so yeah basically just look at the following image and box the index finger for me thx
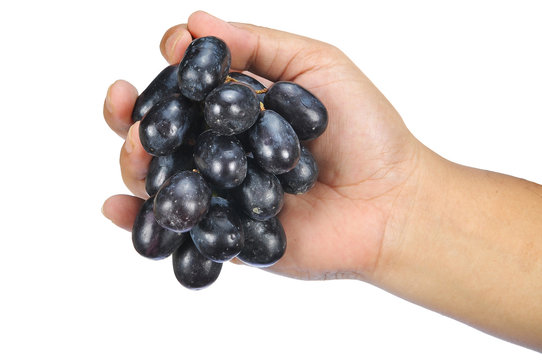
[161,11,339,83]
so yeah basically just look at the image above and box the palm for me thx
[271,58,418,280]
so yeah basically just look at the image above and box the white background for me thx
[1,0,541,358]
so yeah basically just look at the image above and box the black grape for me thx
[154,170,212,232]
[237,216,286,268]
[247,110,300,175]
[190,197,244,262]
[145,147,194,196]
[194,130,247,189]
[233,159,284,221]
[132,196,187,260]
[178,36,231,101]
[204,82,260,135]
[172,239,222,290]
[278,145,319,194]
[264,81,328,141]
[228,72,266,102]
[139,94,199,156]
[132,65,180,122]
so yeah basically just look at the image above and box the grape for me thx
[264,81,328,141]
[178,36,231,101]
[154,170,212,232]
[233,159,284,221]
[145,147,194,196]
[139,94,199,156]
[190,197,244,262]
[237,216,287,267]
[131,196,187,260]
[172,238,222,290]
[227,72,266,102]
[247,110,300,175]
[278,145,319,194]
[131,65,180,122]
[194,130,247,189]
[114,35,331,290]
[204,82,260,135]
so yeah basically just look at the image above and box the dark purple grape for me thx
[233,159,284,221]
[203,82,260,135]
[228,72,266,102]
[139,94,199,156]
[154,171,211,232]
[237,216,286,268]
[247,110,300,175]
[145,147,194,196]
[132,196,187,260]
[194,130,247,189]
[190,197,244,262]
[278,145,319,194]
[172,239,222,290]
[178,36,231,101]
[132,65,180,122]
[264,81,328,141]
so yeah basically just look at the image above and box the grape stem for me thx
[225,75,268,94]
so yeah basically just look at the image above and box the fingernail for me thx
[105,83,114,114]
[125,125,135,154]
[165,30,186,60]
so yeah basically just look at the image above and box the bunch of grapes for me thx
[129,36,328,290]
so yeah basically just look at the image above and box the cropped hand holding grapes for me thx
[103,11,542,351]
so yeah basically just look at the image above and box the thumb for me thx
[161,10,342,82]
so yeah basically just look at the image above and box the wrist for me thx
[371,145,542,350]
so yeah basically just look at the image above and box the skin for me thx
[102,11,542,351]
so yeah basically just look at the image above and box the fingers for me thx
[120,121,152,199]
[159,24,193,64]
[102,194,144,232]
[103,80,139,139]
[161,11,339,82]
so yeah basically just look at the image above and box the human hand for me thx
[102,11,422,282]
[102,11,542,350]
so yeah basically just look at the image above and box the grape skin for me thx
[190,197,244,263]
[227,72,266,103]
[139,94,199,156]
[172,238,222,290]
[247,110,301,175]
[132,64,180,122]
[204,82,260,135]
[237,216,286,268]
[145,147,194,196]
[264,81,328,141]
[132,196,187,260]
[194,130,247,189]
[278,145,319,194]
[178,36,231,101]
[154,171,212,233]
[233,159,284,221]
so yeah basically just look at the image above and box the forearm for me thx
[375,146,542,350]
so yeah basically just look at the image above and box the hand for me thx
[103,11,542,350]
[102,11,421,282]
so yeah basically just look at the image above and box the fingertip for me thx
[104,79,139,139]
[102,194,144,232]
[160,24,191,64]
[187,10,214,25]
